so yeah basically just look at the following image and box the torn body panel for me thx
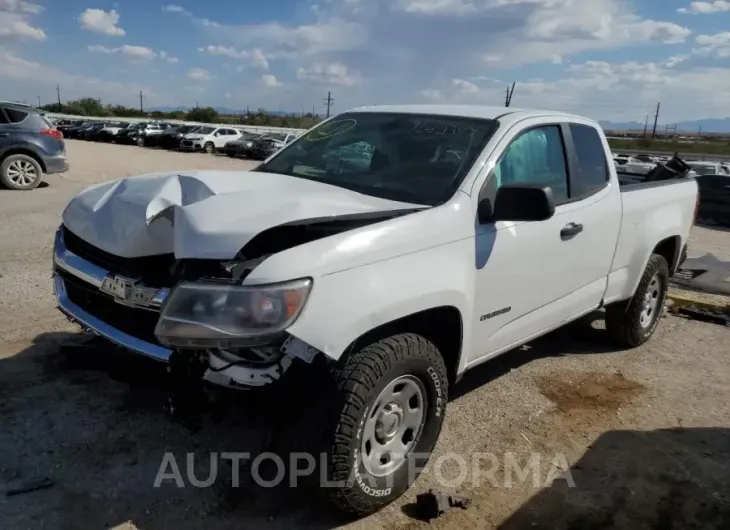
[61,170,423,260]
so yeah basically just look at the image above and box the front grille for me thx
[58,269,161,344]
[62,226,176,287]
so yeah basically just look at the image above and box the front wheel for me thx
[605,253,669,348]
[204,142,215,154]
[319,333,448,515]
[136,136,144,147]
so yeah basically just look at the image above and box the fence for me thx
[44,112,309,136]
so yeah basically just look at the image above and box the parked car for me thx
[179,126,242,153]
[134,122,172,146]
[149,125,200,149]
[95,122,132,143]
[64,121,97,139]
[686,161,730,176]
[221,132,263,157]
[55,120,84,135]
[53,105,698,514]
[250,132,298,160]
[52,105,699,513]
[81,122,112,141]
[115,122,144,144]
[0,101,69,190]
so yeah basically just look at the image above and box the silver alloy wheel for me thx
[639,274,661,328]
[6,159,39,188]
[360,375,427,478]
[205,143,214,153]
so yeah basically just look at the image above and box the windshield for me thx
[196,127,214,135]
[255,112,498,205]
[242,133,259,140]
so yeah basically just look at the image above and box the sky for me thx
[2,0,730,123]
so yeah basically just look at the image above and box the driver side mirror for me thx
[478,183,555,223]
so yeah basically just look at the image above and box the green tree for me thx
[185,106,218,123]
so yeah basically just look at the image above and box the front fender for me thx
[286,238,475,369]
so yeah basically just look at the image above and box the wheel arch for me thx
[1,148,46,172]
[336,306,464,384]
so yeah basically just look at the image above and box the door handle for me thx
[560,222,583,240]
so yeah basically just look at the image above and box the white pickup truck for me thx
[52,105,698,514]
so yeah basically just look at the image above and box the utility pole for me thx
[505,82,515,107]
[56,84,61,112]
[642,114,649,137]
[139,91,144,113]
[323,91,334,118]
[651,102,660,139]
[37,96,41,107]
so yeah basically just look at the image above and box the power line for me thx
[323,91,334,118]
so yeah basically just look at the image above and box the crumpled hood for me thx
[61,170,420,260]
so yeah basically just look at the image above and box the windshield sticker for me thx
[408,121,476,136]
[306,119,357,141]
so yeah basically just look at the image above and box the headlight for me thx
[154,278,312,348]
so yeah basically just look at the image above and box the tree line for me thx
[39,98,322,129]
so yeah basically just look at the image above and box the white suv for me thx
[180,127,242,153]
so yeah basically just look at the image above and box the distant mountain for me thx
[148,106,300,116]
[600,118,730,133]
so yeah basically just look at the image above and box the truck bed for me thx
[602,175,698,304]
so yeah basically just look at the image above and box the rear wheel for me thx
[0,154,43,190]
[605,253,669,347]
[317,333,448,515]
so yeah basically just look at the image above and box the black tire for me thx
[319,333,448,515]
[605,253,669,348]
[227,152,235,158]
[204,142,215,154]
[136,137,145,147]
[0,154,44,190]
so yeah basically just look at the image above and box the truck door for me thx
[470,120,621,363]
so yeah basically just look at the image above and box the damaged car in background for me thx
[52,105,698,515]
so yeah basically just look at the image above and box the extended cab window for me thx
[569,123,608,197]
[492,126,569,203]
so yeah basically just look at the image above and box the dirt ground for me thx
[1,141,729,529]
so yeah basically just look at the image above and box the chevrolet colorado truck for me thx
[52,105,698,514]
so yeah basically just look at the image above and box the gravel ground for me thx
[1,141,729,530]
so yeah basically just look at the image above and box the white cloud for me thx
[451,78,479,93]
[78,8,125,37]
[0,46,160,105]
[297,62,359,86]
[198,45,269,68]
[0,0,45,40]
[261,74,281,87]
[694,32,730,58]
[88,44,157,59]
[161,4,191,15]
[678,1,730,14]
[159,50,180,63]
[187,67,213,82]
[419,58,730,122]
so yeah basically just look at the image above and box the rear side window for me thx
[569,124,609,197]
[5,108,28,124]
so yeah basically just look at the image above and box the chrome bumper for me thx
[52,228,173,362]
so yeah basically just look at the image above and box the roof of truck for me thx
[346,104,591,124]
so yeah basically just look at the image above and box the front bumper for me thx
[52,228,172,362]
